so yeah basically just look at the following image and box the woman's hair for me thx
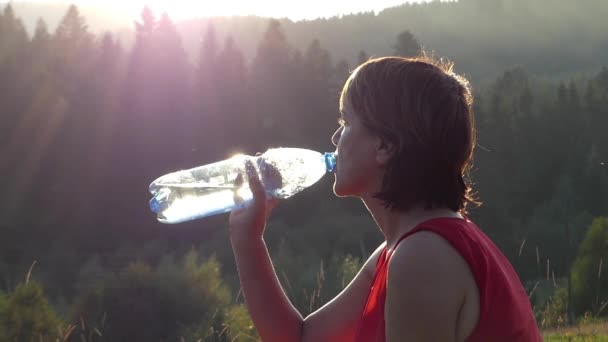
[340,55,480,214]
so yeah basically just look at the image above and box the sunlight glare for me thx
[124,0,281,20]
[119,0,425,21]
[14,0,430,21]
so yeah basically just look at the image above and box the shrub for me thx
[0,281,60,342]
[571,217,608,316]
[540,286,568,329]
[73,251,247,341]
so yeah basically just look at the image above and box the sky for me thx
[3,0,430,21]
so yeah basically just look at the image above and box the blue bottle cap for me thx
[324,152,337,173]
[149,188,170,213]
[149,196,163,213]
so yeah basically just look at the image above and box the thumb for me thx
[245,159,266,205]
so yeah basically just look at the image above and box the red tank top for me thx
[355,217,541,342]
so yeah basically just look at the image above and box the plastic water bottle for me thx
[148,148,337,224]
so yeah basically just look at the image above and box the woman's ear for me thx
[376,139,395,166]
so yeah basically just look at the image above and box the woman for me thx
[228,56,541,341]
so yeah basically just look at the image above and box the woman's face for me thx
[331,99,384,198]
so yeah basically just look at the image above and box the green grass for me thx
[543,336,608,341]
[543,320,608,341]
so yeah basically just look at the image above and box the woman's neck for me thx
[361,197,463,251]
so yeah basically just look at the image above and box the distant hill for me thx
[6,0,608,84]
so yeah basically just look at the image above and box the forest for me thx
[0,0,607,340]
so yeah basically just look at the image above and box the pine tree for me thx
[557,82,568,109]
[302,39,335,149]
[214,36,249,153]
[393,30,422,57]
[54,4,90,45]
[153,12,193,165]
[519,84,533,114]
[250,19,295,147]
[334,59,351,85]
[52,4,94,104]
[596,66,608,92]
[357,49,369,65]
[196,24,221,157]
[305,39,332,81]
[0,4,33,207]
[135,5,157,35]
[31,18,50,57]
[0,4,28,65]
[592,68,608,161]
[0,3,29,108]
[125,11,192,170]
[568,81,581,110]
[253,19,291,71]
[123,6,157,117]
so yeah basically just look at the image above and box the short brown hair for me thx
[340,55,480,213]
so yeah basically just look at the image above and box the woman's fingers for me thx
[233,172,245,205]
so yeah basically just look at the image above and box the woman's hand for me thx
[229,159,279,245]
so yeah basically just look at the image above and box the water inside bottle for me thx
[152,184,253,224]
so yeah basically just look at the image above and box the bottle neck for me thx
[323,152,336,173]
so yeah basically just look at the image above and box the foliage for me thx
[0,282,60,342]
[572,217,608,317]
[0,290,7,335]
[541,286,569,329]
[393,30,421,57]
[224,305,259,341]
[10,0,608,84]
[72,251,235,341]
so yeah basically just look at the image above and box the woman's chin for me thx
[332,181,350,197]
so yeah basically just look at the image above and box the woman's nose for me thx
[331,126,343,147]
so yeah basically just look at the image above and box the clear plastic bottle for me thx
[148,148,337,224]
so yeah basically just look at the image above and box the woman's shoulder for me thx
[391,229,469,271]
[385,231,472,339]
[389,224,477,301]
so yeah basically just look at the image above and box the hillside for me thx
[7,0,608,83]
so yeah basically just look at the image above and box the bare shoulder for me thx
[392,231,463,263]
[385,231,471,341]
[388,231,469,293]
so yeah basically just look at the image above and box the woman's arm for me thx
[229,161,301,342]
[231,232,384,342]
[302,243,385,342]
[229,160,383,342]
[230,235,303,342]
